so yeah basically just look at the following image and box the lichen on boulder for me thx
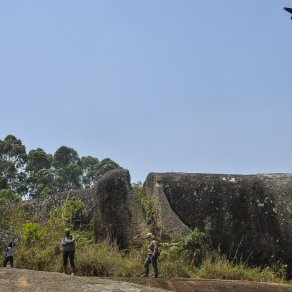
[94,169,147,248]
[144,172,292,273]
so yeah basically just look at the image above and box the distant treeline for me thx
[0,134,121,199]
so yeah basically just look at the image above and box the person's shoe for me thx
[71,273,75,276]
[141,274,148,277]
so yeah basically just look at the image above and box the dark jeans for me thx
[3,256,13,267]
[63,250,75,273]
[144,254,158,277]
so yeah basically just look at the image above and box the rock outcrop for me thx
[29,188,96,225]
[144,172,292,272]
[27,169,148,248]
[3,268,292,292]
[0,268,165,292]
[23,169,292,274]
[144,173,190,240]
[94,169,147,248]
[0,229,19,249]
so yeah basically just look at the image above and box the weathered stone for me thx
[94,169,147,248]
[0,229,19,248]
[144,172,292,272]
[28,188,96,225]
[0,268,166,291]
[144,173,190,240]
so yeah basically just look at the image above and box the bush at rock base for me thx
[1,198,288,283]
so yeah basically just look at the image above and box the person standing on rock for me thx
[3,241,13,268]
[142,233,159,278]
[61,228,76,275]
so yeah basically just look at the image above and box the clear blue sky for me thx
[1,1,292,183]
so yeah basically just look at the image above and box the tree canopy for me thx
[0,135,122,199]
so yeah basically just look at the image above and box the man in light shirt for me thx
[3,241,13,268]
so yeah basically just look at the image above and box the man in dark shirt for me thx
[61,228,76,275]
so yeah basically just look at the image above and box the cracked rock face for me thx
[26,169,147,249]
[94,169,147,248]
[20,170,292,275]
[144,172,292,272]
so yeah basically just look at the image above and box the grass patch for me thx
[4,198,290,284]
[13,230,289,283]
[196,255,286,283]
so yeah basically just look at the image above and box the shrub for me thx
[11,198,289,284]
[21,222,48,245]
[196,253,286,283]
[48,199,85,232]
[132,182,156,230]
[160,228,206,267]
[75,242,142,277]
[0,189,32,232]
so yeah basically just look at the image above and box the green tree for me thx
[0,188,20,205]
[12,171,28,197]
[80,156,100,188]
[55,164,83,192]
[53,146,82,192]
[96,158,122,179]
[27,168,57,198]
[0,189,21,229]
[95,158,121,180]
[0,176,8,189]
[26,148,52,172]
[53,146,80,169]
[25,148,54,198]
[0,135,123,197]
[0,135,27,196]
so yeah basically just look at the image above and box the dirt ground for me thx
[1,268,292,292]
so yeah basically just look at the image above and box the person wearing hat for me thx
[61,228,76,275]
[142,233,159,278]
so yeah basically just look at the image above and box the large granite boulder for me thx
[94,169,147,248]
[28,188,96,225]
[144,173,191,239]
[0,229,19,249]
[144,172,292,272]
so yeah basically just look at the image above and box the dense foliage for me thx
[8,201,288,282]
[0,190,287,283]
[0,134,121,198]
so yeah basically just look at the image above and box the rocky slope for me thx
[0,268,291,292]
